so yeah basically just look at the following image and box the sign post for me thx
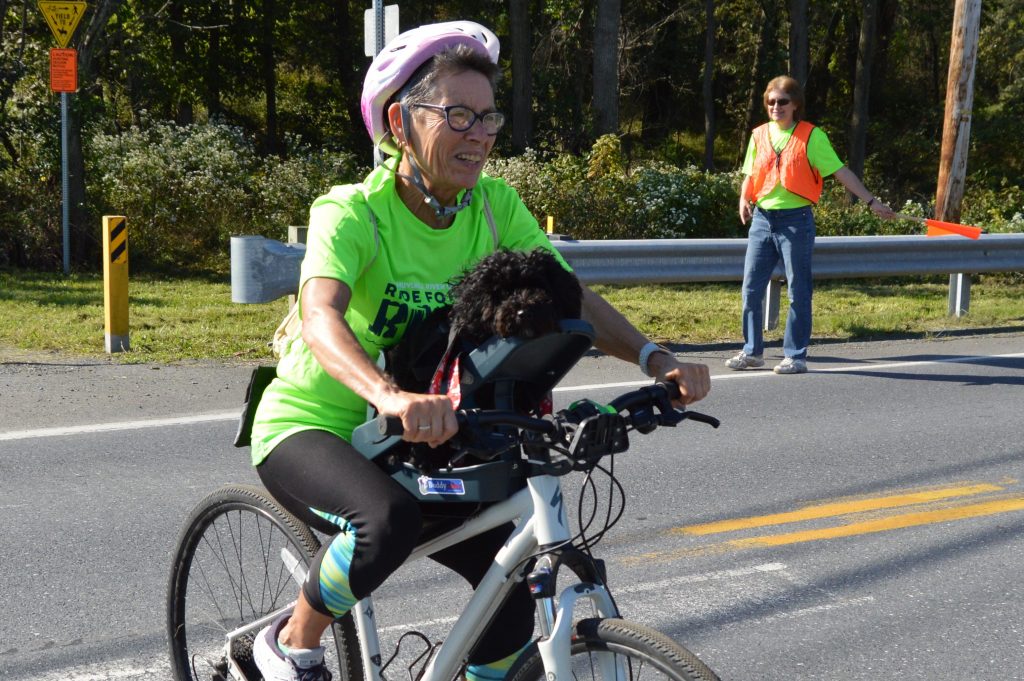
[365,3,398,165]
[38,1,87,274]
[364,2,398,57]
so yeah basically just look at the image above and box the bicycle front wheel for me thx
[167,484,362,681]
[506,618,720,681]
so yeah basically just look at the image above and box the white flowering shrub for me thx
[628,164,742,238]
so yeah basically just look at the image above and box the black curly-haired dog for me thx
[387,248,583,396]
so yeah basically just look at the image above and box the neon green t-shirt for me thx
[742,122,845,209]
[250,159,569,465]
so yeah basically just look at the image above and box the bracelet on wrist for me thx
[639,341,672,378]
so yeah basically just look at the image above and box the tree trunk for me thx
[509,0,533,153]
[738,3,777,166]
[702,0,716,170]
[332,0,362,152]
[261,0,279,155]
[847,0,878,201]
[169,0,193,124]
[870,0,897,115]
[788,0,808,85]
[592,0,621,137]
[804,9,840,119]
[204,6,224,118]
[935,0,981,223]
[571,0,595,152]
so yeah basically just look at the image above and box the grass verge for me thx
[1,269,1023,363]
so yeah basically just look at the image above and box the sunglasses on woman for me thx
[767,98,791,107]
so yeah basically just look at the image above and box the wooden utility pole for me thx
[935,0,981,317]
[935,0,980,223]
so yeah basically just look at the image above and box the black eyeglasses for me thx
[410,103,506,135]
[767,98,791,107]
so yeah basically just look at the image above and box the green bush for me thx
[0,48,64,269]
[8,123,1018,274]
[488,135,743,240]
[962,181,1024,233]
[88,121,362,272]
[0,153,63,269]
[493,135,1023,241]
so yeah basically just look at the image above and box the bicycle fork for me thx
[526,478,624,681]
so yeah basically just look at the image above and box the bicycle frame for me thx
[220,473,622,681]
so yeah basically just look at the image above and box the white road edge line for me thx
[0,410,240,442]
[2,352,1021,442]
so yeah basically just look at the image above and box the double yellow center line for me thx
[631,480,1024,562]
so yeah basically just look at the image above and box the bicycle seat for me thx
[351,319,595,502]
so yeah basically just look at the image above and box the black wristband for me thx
[867,197,876,207]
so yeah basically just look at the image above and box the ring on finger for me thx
[417,423,432,431]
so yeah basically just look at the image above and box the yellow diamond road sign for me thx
[38,1,87,49]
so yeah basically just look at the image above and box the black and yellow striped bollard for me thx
[103,215,130,353]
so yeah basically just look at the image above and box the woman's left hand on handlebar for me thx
[649,354,711,406]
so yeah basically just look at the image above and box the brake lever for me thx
[681,410,720,428]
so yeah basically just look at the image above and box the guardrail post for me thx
[948,273,971,317]
[764,279,781,331]
[287,226,308,307]
[288,226,308,245]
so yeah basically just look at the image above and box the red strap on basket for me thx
[428,346,462,408]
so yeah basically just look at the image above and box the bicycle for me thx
[167,320,722,681]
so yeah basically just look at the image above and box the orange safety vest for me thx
[745,120,823,204]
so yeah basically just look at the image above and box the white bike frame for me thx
[222,472,623,681]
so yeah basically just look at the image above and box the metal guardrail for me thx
[230,235,307,306]
[231,233,1024,321]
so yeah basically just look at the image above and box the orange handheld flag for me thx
[896,213,982,239]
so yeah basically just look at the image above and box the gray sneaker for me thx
[253,614,332,681]
[724,352,765,370]
[773,357,807,374]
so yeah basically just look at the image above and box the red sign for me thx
[49,48,77,92]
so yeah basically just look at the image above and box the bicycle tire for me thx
[167,484,363,681]
[505,617,720,681]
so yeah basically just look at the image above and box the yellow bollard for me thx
[546,215,554,234]
[102,215,130,353]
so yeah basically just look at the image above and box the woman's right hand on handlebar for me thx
[648,354,711,407]
[375,390,458,447]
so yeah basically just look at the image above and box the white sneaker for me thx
[724,352,765,370]
[253,614,332,681]
[773,358,807,374]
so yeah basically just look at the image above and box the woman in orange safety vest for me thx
[726,75,895,375]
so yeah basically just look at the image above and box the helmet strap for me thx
[392,105,474,220]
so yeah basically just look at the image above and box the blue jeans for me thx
[740,206,815,360]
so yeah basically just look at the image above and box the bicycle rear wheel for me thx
[505,618,720,681]
[167,484,362,681]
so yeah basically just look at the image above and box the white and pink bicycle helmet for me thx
[361,21,500,158]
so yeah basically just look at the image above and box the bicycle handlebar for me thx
[376,382,719,438]
[373,382,719,475]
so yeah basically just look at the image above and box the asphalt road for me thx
[2,331,1023,680]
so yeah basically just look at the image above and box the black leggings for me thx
[257,428,535,664]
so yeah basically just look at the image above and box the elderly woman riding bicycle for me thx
[249,20,711,681]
